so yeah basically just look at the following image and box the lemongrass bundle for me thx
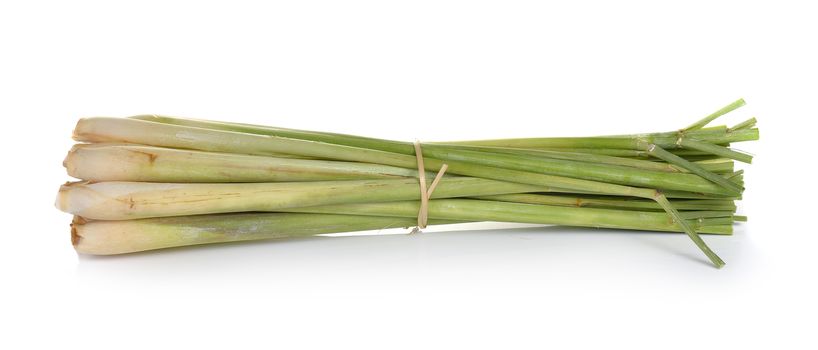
[57,99,758,268]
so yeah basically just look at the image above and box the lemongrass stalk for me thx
[727,171,744,179]
[687,128,759,144]
[694,159,735,174]
[660,190,740,200]
[729,117,757,131]
[65,143,424,182]
[55,178,543,220]
[475,194,737,211]
[642,155,724,163]
[131,114,745,152]
[650,155,727,163]
[672,149,718,156]
[274,199,734,235]
[73,117,417,164]
[71,214,460,255]
[677,139,753,163]
[728,169,743,178]
[534,148,652,158]
[695,217,735,226]
[511,148,732,161]
[610,126,730,139]
[65,143,734,188]
[529,147,713,158]
[652,194,724,267]
[127,116,715,172]
[682,98,747,132]
[429,129,759,150]
[132,114,415,155]
[676,211,736,220]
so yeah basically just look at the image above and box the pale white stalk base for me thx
[71,214,442,255]
[56,178,541,220]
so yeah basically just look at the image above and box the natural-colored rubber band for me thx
[411,140,448,233]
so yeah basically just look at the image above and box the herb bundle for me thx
[57,99,757,267]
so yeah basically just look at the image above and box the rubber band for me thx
[410,140,448,233]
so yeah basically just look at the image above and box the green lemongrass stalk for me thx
[65,143,734,189]
[475,193,737,212]
[509,148,734,164]
[74,117,415,163]
[682,98,747,132]
[132,114,414,155]
[694,159,735,174]
[65,143,424,182]
[130,114,740,153]
[645,155,728,163]
[676,211,736,220]
[729,117,757,131]
[70,208,734,256]
[727,170,744,179]
[677,139,753,163]
[534,148,652,158]
[440,117,757,151]
[680,128,759,145]
[691,218,735,226]
[71,214,460,255]
[671,149,719,156]
[55,178,543,220]
[428,128,758,150]
[529,148,713,158]
[133,114,758,160]
[725,171,744,184]
[274,199,734,235]
[607,125,730,139]
[132,115,726,172]
[678,215,738,226]
[131,114,755,169]
[659,190,741,200]
[652,194,724,267]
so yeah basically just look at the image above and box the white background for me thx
[1,1,816,349]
